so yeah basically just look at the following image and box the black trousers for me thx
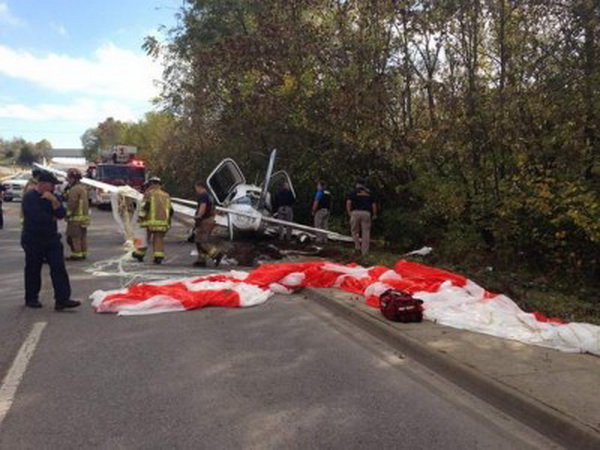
[22,238,71,305]
[0,202,3,229]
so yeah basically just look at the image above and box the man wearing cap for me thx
[132,177,173,264]
[64,168,90,261]
[21,171,80,310]
[346,179,377,256]
[0,183,5,230]
[20,168,43,228]
[24,168,42,194]
[274,181,295,241]
[193,180,223,267]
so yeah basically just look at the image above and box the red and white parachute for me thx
[91,260,600,356]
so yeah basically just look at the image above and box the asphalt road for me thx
[0,202,557,449]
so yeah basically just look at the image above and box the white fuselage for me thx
[219,184,272,232]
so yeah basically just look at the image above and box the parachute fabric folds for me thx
[90,260,600,356]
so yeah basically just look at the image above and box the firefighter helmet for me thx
[67,168,82,180]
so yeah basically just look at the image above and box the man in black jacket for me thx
[346,179,377,256]
[21,171,80,310]
[0,184,4,230]
[274,182,295,241]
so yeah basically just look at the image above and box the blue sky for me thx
[0,0,180,148]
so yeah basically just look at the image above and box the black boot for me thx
[153,257,163,265]
[55,299,81,311]
[213,253,224,267]
[65,255,85,261]
[25,301,43,309]
[132,251,144,262]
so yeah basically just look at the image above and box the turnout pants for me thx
[22,238,71,305]
[350,210,372,255]
[133,230,166,259]
[195,216,218,262]
[277,206,294,241]
[314,208,330,244]
[66,222,88,257]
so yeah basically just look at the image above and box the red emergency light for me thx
[130,159,145,168]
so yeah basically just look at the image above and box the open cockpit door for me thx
[265,169,296,212]
[206,158,246,205]
[268,170,296,199]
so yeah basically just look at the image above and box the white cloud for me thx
[0,99,138,123]
[0,43,162,102]
[52,23,68,37]
[0,2,24,27]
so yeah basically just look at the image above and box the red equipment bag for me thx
[379,289,424,323]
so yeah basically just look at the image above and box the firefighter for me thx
[64,168,90,261]
[193,181,223,267]
[132,177,172,264]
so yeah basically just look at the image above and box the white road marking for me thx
[0,322,47,428]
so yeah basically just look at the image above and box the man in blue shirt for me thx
[21,171,80,310]
[312,180,331,244]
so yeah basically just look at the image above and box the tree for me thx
[145,0,600,280]
[17,144,38,165]
[80,117,131,160]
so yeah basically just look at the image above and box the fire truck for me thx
[88,145,146,208]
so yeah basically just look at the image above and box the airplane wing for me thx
[172,197,353,243]
[35,163,195,217]
[34,163,137,195]
[36,164,352,244]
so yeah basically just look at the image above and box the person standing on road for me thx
[64,168,90,261]
[312,180,331,244]
[23,168,42,194]
[21,171,80,310]
[346,179,377,256]
[20,168,43,228]
[274,181,295,241]
[132,177,173,264]
[0,183,5,230]
[193,181,223,267]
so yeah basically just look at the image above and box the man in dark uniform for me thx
[21,170,80,310]
[274,181,295,241]
[0,183,5,230]
[346,179,377,256]
[312,180,332,244]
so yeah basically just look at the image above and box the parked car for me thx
[1,172,32,202]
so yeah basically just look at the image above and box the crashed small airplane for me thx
[36,150,352,243]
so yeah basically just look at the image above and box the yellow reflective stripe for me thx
[150,195,156,222]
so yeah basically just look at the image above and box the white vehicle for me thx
[1,172,31,201]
